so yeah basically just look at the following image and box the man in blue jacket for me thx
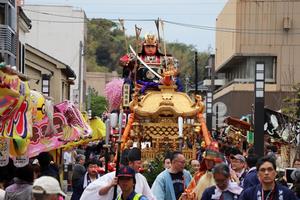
[202,163,243,200]
[241,154,260,189]
[238,156,298,200]
[151,151,192,200]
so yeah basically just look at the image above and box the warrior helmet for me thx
[143,33,158,46]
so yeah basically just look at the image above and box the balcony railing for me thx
[0,24,16,56]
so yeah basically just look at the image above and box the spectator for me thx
[37,152,60,182]
[70,154,86,200]
[116,166,148,200]
[242,154,260,189]
[81,148,156,200]
[230,154,247,185]
[73,158,100,200]
[239,156,298,200]
[0,178,5,200]
[164,158,171,170]
[32,159,41,180]
[291,168,300,199]
[4,165,34,200]
[32,176,66,200]
[83,159,100,189]
[151,151,192,200]
[190,160,200,176]
[202,163,242,200]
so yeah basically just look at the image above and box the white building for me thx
[18,7,32,74]
[23,4,87,107]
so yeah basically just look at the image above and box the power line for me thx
[24,8,221,17]
[24,8,86,19]
[24,8,300,17]
[25,1,228,6]
[25,9,300,35]
[30,18,300,35]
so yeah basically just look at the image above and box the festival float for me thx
[220,109,300,168]
[0,64,104,167]
[103,32,214,164]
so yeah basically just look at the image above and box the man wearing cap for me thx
[80,148,155,200]
[32,176,66,200]
[230,154,247,185]
[151,151,192,200]
[117,166,148,200]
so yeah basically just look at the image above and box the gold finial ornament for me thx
[143,33,158,46]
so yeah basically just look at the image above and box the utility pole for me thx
[194,51,198,93]
[185,76,189,93]
[87,86,92,118]
[78,41,83,107]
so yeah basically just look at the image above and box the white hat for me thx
[32,176,66,197]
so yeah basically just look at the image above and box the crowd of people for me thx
[65,142,300,200]
[1,140,300,200]
[0,152,65,200]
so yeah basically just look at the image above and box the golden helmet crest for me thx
[143,33,158,46]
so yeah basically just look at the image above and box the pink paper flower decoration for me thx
[104,78,124,112]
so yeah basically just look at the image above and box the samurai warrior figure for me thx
[119,33,183,92]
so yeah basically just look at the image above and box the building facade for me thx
[0,0,17,66]
[86,71,119,96]
[23,4,87,106]
[214,0,300,117]
[18,7,31,73]
[25,44,76,104]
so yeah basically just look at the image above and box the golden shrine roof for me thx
[130,85,202,118]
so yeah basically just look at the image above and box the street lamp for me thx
[254,62,265,157]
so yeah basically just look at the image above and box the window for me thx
[42,74,51,96]
[0,4,4,24]
[225,56,276,83]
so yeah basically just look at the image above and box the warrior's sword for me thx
[129,45,162,79]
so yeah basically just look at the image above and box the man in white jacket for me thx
[80,148,156,200]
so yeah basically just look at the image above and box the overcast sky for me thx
[25,0,227,52]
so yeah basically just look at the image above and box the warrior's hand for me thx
[119,53,135,68]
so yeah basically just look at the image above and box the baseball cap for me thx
[233,154,246,163]
[117,166,135,178]
[32,176,66,197]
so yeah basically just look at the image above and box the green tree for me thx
[86,18,127,73]
[282,83,300,120]
[143,153,165,187]
[89,88,107,117]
